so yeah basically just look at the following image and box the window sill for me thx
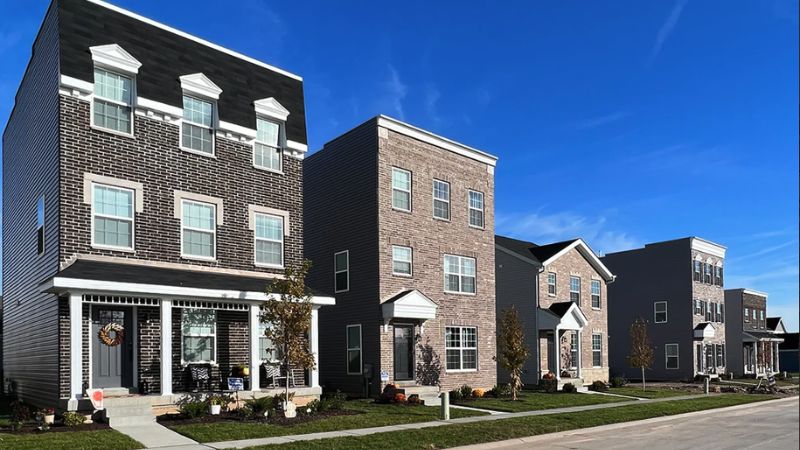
[468,224,485,231]
[335,289,350,294]
[446,369,478,373]
[255,263,285,270]
[180,146,217,159]
[90,124,135,140]
[547,293,556,297]
[444,290,477,296]
[433,216,451,223]
[347,372,363,376]
[181,362,219,368]
[253,165,284,175]
[392,272,413,278]
[392,207,412,214]
[182,254,217,263]
[591,307,602,311]
[92,244,135,254]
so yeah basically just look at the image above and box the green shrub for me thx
[562,383,577,393]
[539,377,558,393]
[489,384,512,398]
[590,380,609,392]
[321,389,346,410]
[300,400,320,415]
[10,400,34,422]
[242,395,274,418]
[179,400,208,419]
[610,376,627,388]
[459,384,474,399]
[448,388,463,401]
[62,411,86,427]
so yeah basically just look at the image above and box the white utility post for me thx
[160,298,173,396]
[68,292,83,410]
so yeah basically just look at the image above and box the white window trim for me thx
[654,301,668,323]
[180,199,217,262]
[432,179,451,221]
[665,343,679,370]
[258,321,280,364]
[334,250,350,293]
[180,94,217,157]
[253,116,284,174]
[569,332,578,369]
[467,190,485,229]
[391,167,412,212]
[591,279,602,309]
[570,276,581,304]
[180,308,217,366]
[445,326,478,372]
[443,254,477,295]
[547,272,557,296]
[90,182,136,252]
[592,333,603,368]
[392,245,413,277]
[253,212,285,269]
[90,67,136,138]
[346,324,362,375]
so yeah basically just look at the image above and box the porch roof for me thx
[743,330,785,343]
[382,289,438,322]
[538,301,588,331]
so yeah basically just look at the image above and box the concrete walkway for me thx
[113,421,204,449]
[450,404,508,415]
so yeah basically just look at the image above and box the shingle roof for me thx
[528,239,579,264]
[548,301,575,318]
[766,317,782,331]
[495,235,580,265]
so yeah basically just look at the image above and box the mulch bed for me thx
[158,409,358,427]
[0,422,110,435]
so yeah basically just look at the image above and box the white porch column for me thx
[160,298,173,396]
[69,293,83,408]
[576,331,582,379]
[554,328,561,381]
[753,342,759,375]
[249,304,261,392]
[310,308,320,387]
[775,342,780,373]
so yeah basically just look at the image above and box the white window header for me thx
[90,44,142,74]
[179,73,223,100]
[254,97,290,122]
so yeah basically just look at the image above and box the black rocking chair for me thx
[189,364,219,392]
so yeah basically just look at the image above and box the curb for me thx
[450,396,798,449]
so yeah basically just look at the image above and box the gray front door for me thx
[92,307,134,388]
[393,325,414,380]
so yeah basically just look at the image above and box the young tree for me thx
[262,260,316,409]
[497,306,529,401]
[626,318,655,390]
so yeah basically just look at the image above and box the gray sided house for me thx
[2,0,333,412]
[495,236,615,388]
[602,237,727,381]
[305,116,498,398]
[724,289,784,377]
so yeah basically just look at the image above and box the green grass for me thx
[453,390,628,412]
[170,399,486,443]
[608,387,697,399]
[248,394,779,450]
[0,430,142,450]
[0,396,10,427]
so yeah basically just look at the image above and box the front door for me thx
[92,307,134,389]
[393,324,414,380]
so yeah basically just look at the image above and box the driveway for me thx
[455,397,799,450]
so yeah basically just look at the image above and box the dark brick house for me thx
[2,0,333,413]
[724,289,784,377]
[305,116,498,400]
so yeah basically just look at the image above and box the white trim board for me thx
[540,239,615,282]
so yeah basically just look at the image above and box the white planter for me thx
[44,414,55,425]
[283,401,296,419]
[209,404,221,415]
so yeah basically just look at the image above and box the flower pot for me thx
[44,414,55,425]
[283,400,296,418]
[209,404,221,415]
[241,367,250,376]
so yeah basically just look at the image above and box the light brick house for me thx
[724,289,784,377]
[495,236,615,387]
[305,116,498,398]
[2,0,333,413]
[602,237,727,381]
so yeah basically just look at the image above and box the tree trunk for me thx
[641,366,646,390]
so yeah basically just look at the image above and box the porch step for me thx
[104,396,156,427]
[558,378,586,392]
[401,385,441,406]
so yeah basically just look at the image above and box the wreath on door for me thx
[98,322,125,346]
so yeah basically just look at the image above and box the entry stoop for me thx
[396,382,441,406]
[558,378,588,392]
[103,396,156,427]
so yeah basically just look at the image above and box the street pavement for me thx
[454,397,799,450]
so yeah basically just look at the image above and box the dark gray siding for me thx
[603,239,693,381]
[495,248,540,385]
[724,290,744,375]
[304,120,380,394]
[1,2,61,406]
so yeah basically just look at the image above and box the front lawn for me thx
[608,386,697,399]
[453,390,629,413]
[169,399,486,443]
[251,394,779,450]
[0,430,142,450]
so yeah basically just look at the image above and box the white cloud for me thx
[379,65,408,120]
[574,111,629,130]
[767,303,799,333]
[648,0,689,66]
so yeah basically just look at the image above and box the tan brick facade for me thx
[691,249,726,374]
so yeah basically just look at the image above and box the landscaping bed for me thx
[452,389,628,413]
[158,407,358,427]
[608,384,701,399]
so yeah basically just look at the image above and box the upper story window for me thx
[705,302,714,322]
[654,301,668,323]
[715,266,724,286]
[432,179,450,220]
[720,303,725,323]
[181,308,216,364]
[700,300,708,318]
[93,68,133,134]
[444,254,476,294]
[181,200,216,260]
[744,307,750,322]
[703,262,712,284]
[694,299,701,315]
[693,259,702,281]
[36,196,45,255]
[591,280,601,308]
[182,95,215,155]
[254,213,284,268]
[392,168,412,211]
[547,272,557,295]
[92,183,134,250]
[468,190,485,229]
[392,245,413,276]
[334,250,349,293]
[254,117,282,172]
[569,276,581,304]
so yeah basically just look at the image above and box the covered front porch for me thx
[742,331,783,376]
[693,323,725,377]
[538,302,588,382]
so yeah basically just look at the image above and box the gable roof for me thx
[767,317,787,333]
[495,235,615,282]
[495,235,542,265]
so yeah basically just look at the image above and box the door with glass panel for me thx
[393,325,414,380]
[92,307,133,388]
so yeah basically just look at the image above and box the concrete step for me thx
[104,404,153,417]
[104,396,155,407]
[107,414,156,427]
[402,385,440,395]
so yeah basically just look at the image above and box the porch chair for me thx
[188,364,219,392]
[288,367,306,387]
[263,363,285,388]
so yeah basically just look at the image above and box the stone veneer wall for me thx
[691,249,726,374]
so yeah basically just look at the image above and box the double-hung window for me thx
[391,168,412,211]
[93,68,133,134]
[693,260,702,281]
[706,302,713,322]
[258,320,278,363]
[569,333,578,368]
[181,200,216,259]
[591,280,601,308]
[182,95,214,154]
[392,245,413,276]
[254,117,282,172]
[334,250,349,292]
[36,196,45,255]
[654,301,667,323]
[547,272,557,295]
[716,266,723,286]
[254,213,283,267]
[592,333,602,367]
[92,184,134,250]
[444,255,476,294]
[716,344,724,367]
[346,325,362,374]
[569,276,581,304]
[432,179,450,220]
[744,308,750,323]
[445,326,477,371]
[720,304,725,323]
[182,309,216,364]
[694,299,701,315]
[703,263,712,284]
[468,190,485,228]
[665,343,679,369]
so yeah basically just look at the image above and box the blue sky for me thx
[1,1,798,329]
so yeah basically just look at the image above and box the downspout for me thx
[535,266,545,381]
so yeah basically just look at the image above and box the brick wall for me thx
[691,250,726,373]
[742,292,767,331]
[138,306,161,394]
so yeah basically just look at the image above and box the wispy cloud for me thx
[379,65,408,120]
[241,0,288,56]
[424,83,442,126]
[725,265,800,287]
[729,240,798,263]
[752,228,794,239]
[574,111,629,130]
[496,210,641,255]
[648,0,689,66]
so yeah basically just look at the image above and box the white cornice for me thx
[376,115,498,167]
[87,0,302,81]
[254,97,290,121]
[90,44,142,74]
[691,237,726,259]
[180,73,223,100]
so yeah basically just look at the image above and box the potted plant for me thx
[234,364,250,377]
[42,407,55,425]
[208,396,223,415]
